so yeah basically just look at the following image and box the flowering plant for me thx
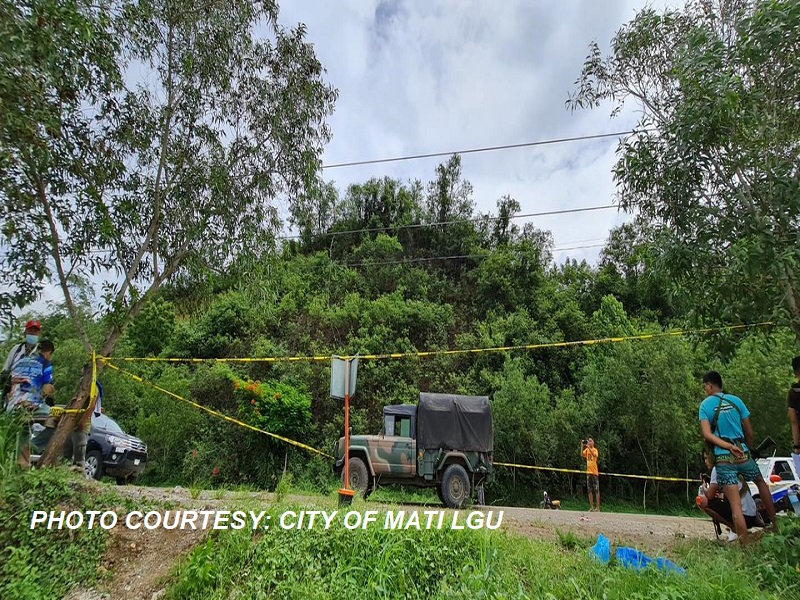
[232,378,311,439]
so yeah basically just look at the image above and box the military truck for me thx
[333,393,493,508]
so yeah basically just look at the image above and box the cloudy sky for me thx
[276,0,673,263]
[24,0,679,318]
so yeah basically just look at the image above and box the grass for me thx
[368,485,441,505]
[0,415,123,600]
[161,495,800,600]
[2,411,795,600]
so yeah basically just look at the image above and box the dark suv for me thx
[85,413,148,484]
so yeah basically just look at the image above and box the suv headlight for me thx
[107,435,133,450]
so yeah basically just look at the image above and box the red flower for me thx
[192,449,197,458]
[212,467,220,477]
[250,399,256,405]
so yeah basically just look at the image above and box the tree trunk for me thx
[642,479,647,512]
[38,364,93,466]
[40,327,123,466]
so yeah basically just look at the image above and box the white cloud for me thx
[278,0,670,261]
[16,1,673,320]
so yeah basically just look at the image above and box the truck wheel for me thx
[85,450,104,481]
[441,464,471,509]
[436,485,446,504]
[343,457,371,498]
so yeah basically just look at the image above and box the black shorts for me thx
[587,475,599,493]
[707,498,760,528]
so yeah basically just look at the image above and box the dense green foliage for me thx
[0,0,338,466]
[0,415,118,599]
[6,152,796,509]
[569,0,800,340]
[1,0,798,508]
[2,1,798,597]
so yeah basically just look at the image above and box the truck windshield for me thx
[93,414,124,434]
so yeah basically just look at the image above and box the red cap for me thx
[25,320,41,331]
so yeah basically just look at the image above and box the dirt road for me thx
[497,504,715,548]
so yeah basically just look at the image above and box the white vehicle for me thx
[747,455,800,511]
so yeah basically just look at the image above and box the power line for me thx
[279,203,618,241]
[552,243,606,253]
[322,130,646,169]
[336,242,607,269]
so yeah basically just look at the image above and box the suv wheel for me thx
[343,456,371,498]
[441,464,471,509]
[85,450,104,481]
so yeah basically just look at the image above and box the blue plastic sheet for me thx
[615,547,686,575]
[589,534,610,564]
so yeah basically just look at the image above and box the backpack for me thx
[704,393,744,466]
[1,343,34,409]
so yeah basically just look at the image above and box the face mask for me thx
[26,334,39,345]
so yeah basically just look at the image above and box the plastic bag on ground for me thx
[615,547,686,575]
[589,533,610,564]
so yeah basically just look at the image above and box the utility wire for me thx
[322,130,648,169]
[83,207,614,255]
[279,203,618,241]
[335,242,607,269]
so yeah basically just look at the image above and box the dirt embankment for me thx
[65,485,718,600]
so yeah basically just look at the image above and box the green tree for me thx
[579,296,698,504]
[722,330,796,452]
[568,0,800,342]
[126,297,176,357]
[490,359,553,467]
[0,0,337,465]
[0,0,121,318]
[595,220,678,322]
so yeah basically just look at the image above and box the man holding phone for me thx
[581,437,600,512]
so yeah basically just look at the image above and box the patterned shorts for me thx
[587,475,599,493]
[715,456,762,487]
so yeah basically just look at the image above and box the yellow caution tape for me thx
[99,363,699,482]
[355,322,773,361]
[104,355,332,364]
[90,350,97,404]
[494,461,700,483]
[102,361,333,460]
[47,406,82,417]
[98,321,772,364]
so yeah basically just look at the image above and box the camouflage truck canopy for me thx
[416,393,492,452]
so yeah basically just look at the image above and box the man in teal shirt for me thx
[699,371,776,546]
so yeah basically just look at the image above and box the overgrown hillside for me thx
[9,156,796,508]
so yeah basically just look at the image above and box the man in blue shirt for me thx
[6,339,54,414]
[699,371,776,545]
[8,340,56,467]
[1,319,42,408]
